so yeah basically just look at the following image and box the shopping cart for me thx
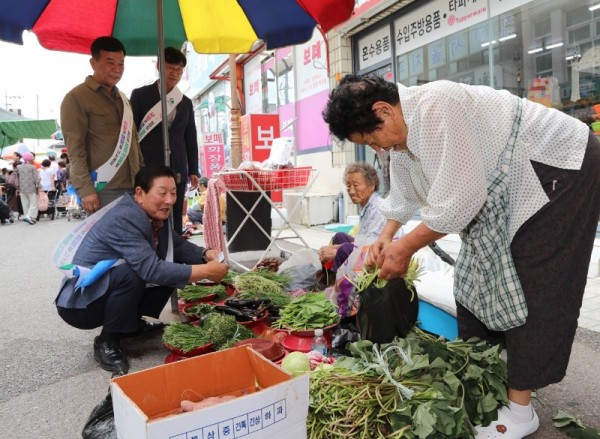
[215,167,318,272]
[66,194,86,221]
[63,184,86,221]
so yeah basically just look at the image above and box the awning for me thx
[0,107,57,148]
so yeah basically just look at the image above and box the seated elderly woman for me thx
[319,162,394,282]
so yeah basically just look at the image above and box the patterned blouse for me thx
[380,80,589,241]
[16,163,40,194]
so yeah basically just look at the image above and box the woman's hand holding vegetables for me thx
[375,238,415,281]
[366,236,392,267]
[374,224,446,280]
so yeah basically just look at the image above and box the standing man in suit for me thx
[131,47,200,235]
[61,36,143,214]
[54,166,228,375]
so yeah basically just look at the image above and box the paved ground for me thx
[0,216,598,438]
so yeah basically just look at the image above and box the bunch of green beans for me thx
[221,270,238,285]
[308,369,413,438]
[234,272,292,308]
[178,284,226,301]
[251,269,291,288]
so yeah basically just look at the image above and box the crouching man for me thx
[54,165,228,375]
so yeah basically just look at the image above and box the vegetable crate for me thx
[214,167,319,272]
[218,167,313,191]
[111,346,310,439]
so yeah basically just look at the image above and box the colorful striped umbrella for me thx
[0,0,355,55]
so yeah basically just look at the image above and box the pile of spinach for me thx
[308,329,508,438]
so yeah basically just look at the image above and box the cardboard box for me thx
[111,346,309,439]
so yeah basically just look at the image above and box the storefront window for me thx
[355,0,600,125]
[261,55,277,114]
[352,0,600,202]
[260,49,295,114]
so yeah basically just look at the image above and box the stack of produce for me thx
[162,314,254,353]
[307,330,508,438]
[233,271,293,315]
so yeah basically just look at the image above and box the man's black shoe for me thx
[137,319,166,334]
[93,337,129,374]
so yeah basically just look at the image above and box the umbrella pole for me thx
[229,54,242,168]
[157,0,170,168]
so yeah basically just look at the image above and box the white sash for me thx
[94,91,134,192]
[137,86,183,142]
[52,195,174,288]
[53,196,124,274]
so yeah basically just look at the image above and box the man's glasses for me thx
[165,64,184,73]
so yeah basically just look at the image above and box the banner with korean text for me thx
[199,132,225,178]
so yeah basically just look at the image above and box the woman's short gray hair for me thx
[343,162,379,192]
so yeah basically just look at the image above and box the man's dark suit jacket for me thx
[130,82,199,185]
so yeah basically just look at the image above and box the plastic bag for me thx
[278,248,321,291]
[82,392,116,439]
[356,278,419,344]
[37,191,49,211]
[266,137,294,166]
[332,236,374,317]
[330,317,361,357]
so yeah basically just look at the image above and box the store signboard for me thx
[393,0,533,55]
[240,114,280,162]
[295,31,329,100]
[199,132,225,178]
[244,56,263,114]
[358,25,392,70]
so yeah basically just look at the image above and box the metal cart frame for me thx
[215,167,319,271]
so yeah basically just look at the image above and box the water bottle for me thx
[311,329,328,355]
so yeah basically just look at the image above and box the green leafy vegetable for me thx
[271,292,339,331]
[553,411,600,439]
[308,329,509,438]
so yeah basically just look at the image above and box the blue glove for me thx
[75,259,119,288]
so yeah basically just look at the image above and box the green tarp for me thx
[0,107,57,148]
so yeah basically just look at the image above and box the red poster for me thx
[240,114,280,162]
[200,132,225,178]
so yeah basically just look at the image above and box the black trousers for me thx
[57,264,173,334]
[172,181,186,235]
[457,132,600,390]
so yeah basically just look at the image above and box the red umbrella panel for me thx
[0,0,355,56]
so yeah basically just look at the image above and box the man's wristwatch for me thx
[201,248,209,263]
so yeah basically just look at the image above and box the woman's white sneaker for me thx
[475,404,539,438]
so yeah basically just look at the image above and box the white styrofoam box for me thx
[271,207,288,229]
[283,192,337,226]
[346,215,360,225]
